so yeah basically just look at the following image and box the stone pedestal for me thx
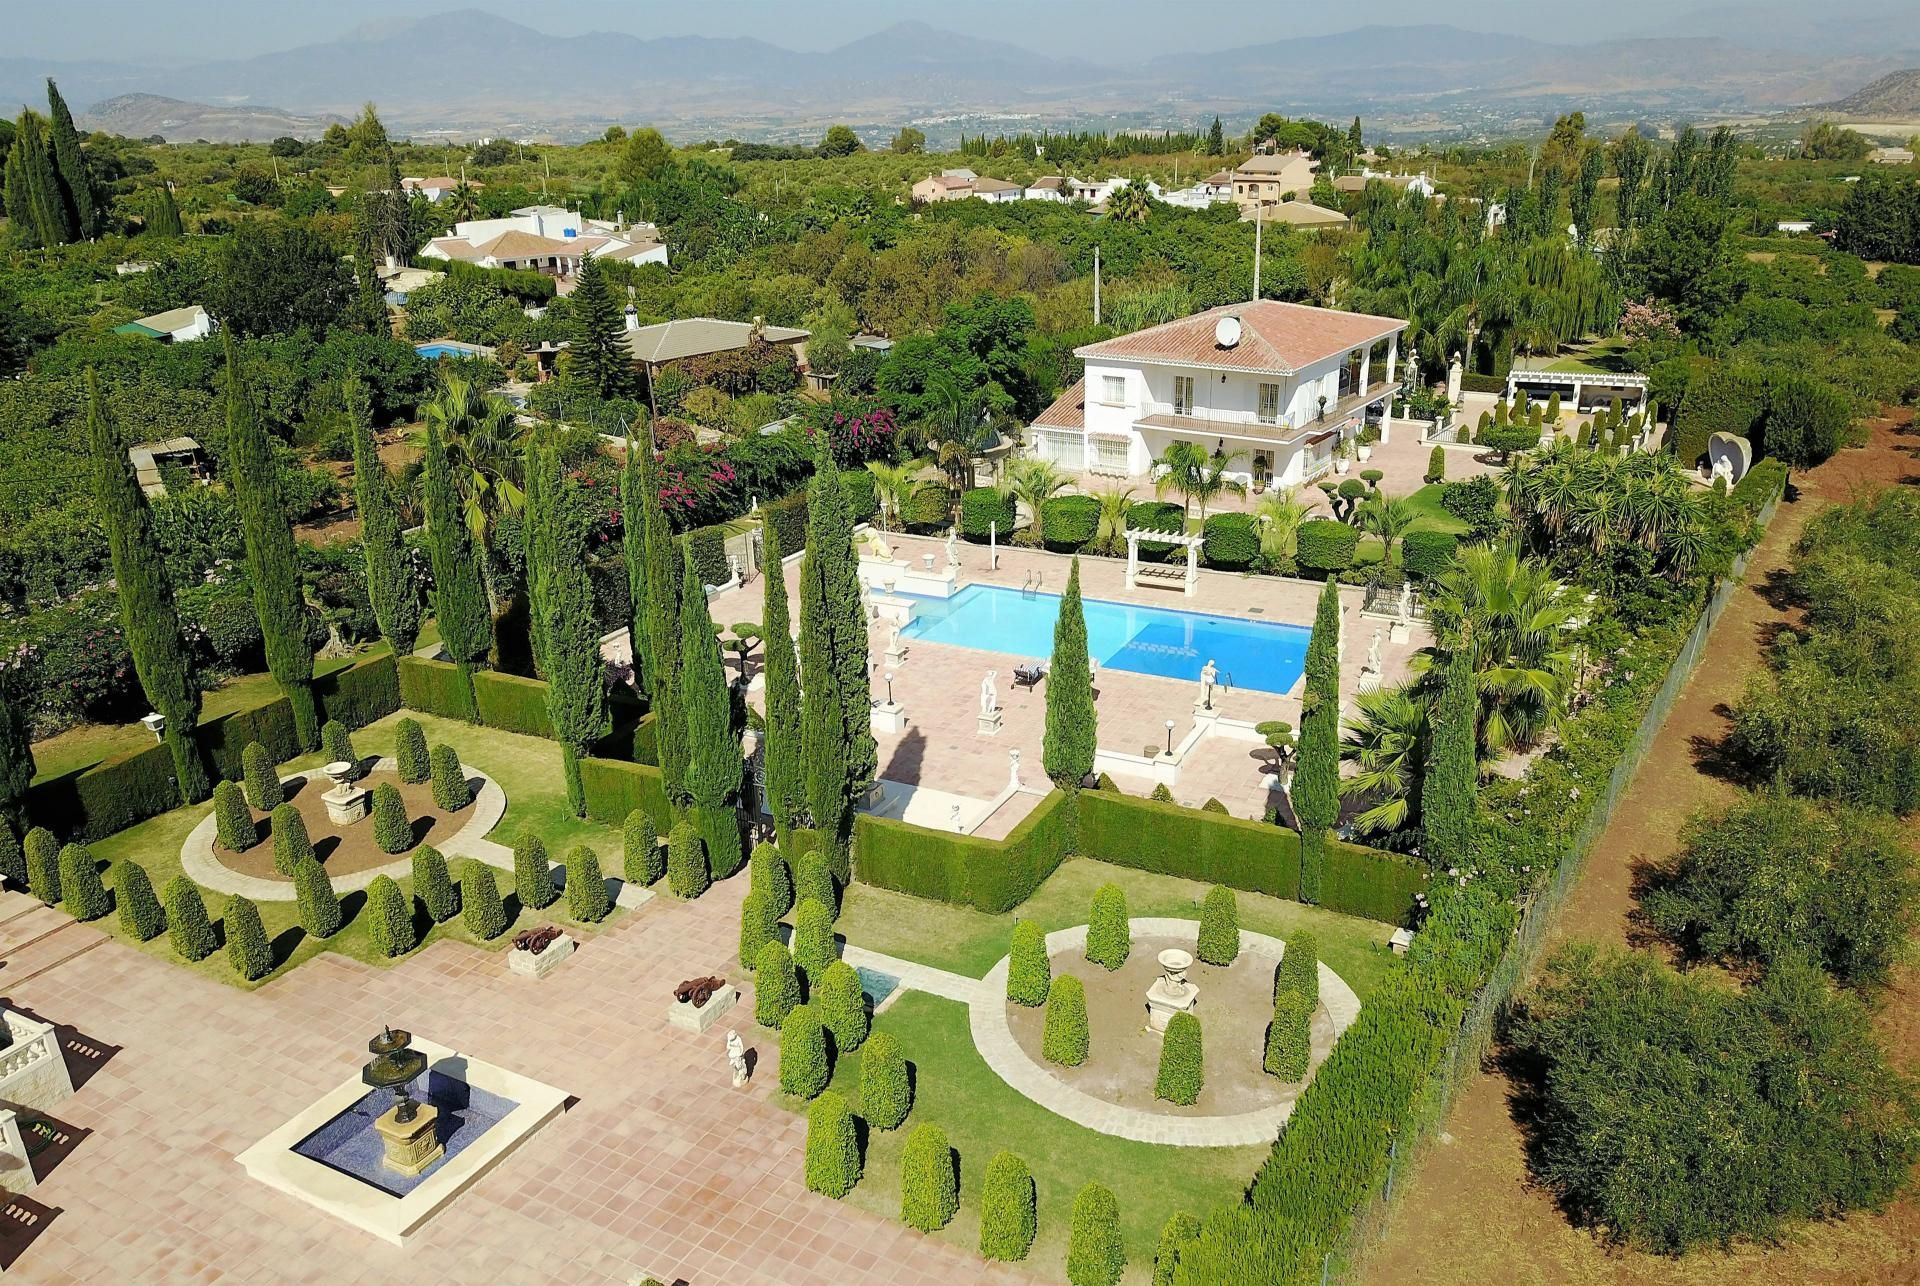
[1143,948,1200,1033]
[508,933,574,978]
[871,701,908,735]
[976,710,1003,737]
[884,641,909,667]
[1357,667,1381,694]
[1388,619,1410,645]
[374,1104,444,1177]
[321,784,372,827]
[668,984,738,1034]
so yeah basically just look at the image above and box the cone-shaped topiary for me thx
[1155,1011,1204,1105]
[513,832,557,910]
[371,782,412,854]
[164,875,216,961]
[749,840,792,916]
[1067,1182,1125,1286]
[0,827,24,892]
[412,845,457,923]
[564,845,611,923]
[1043,974,1089,1066]
[25,827,60,905]
[293,857,343,939]
[739,890,778,971]
[224,895,272,980]
[1275,931,1319,1012]
[1195,886,1239,965]
[430,744,470,811]
[667,821,709,899]
[59,843,111,921]
[860,1029,912,1129]
[241,742,283,811]
[1149,783,1174,802]
[321,719,357,769]
[366,874,417,957]
[794,849,836,919]
[1085,883,1130,970]
[270,803,313,875]
[214,781,258,852]
[115,860,165,941]
[754,940,800,1028]
[1008,919,1051,1006]
[1424,445,1446,485]
[394,718,430,783]
[804,1089,862,1198]
[792,897,836,987]
[461,859,506,939]
[815,960,868,1053]
[899,1122,958,1232]
[779,1003,829,1100]
[1153,1212,1201,1286]
[623,809,662,886]
[979,1150,1037,1261]
[1265,987,1312,1080]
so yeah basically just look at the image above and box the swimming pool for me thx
[898,584,1311,695]
[415,342,484,360]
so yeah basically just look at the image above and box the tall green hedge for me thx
[579,757,672,835]
[1401,530,1459,580]
[852,788,1072,912]
[1296,519,1359,574]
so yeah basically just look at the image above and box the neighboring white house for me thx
[114,305,214,343]
[1231,151,1318,212]
[401,176,484,203]
[1026,300,1406,489]
[420,205,668,280]
[1333,169,1437,199]
[1777,219,1815,235]
[971,176,1026,203]
[1024,175,1071,201]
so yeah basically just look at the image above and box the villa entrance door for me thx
[1252,451,1272,486]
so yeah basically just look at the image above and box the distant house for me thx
[128,437,209,498]
[1776,220,1816,235]
[1333,169,1436,198]
[421,206,667,283]
[1162,172,1235,210]
[402,176,484,203]
[1024,175,1070,201]
[1868,147,1915,165]
[624,315,811,385]
[1253,199,1350,230]
[114,305,214,343]
[1231,150,1318,212]
[911,173,974,203]
[970,176,1025,204]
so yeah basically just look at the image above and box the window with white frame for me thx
[1258,383,1281,424]
[1090,435,1130,473]
[1101,374,1126,405]
[1032,429,1086,471]
[1173,375,1195,415]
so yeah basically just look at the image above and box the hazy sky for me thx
[9,0,1779,64]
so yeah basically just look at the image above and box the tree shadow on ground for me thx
[879,727,928,786]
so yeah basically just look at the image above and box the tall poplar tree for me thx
[147,183,184,238]
[224,338,319,750]
[1292,578,1342,903]
[422,412,492,721]
[620,434,655,700]
[798,432,875,877]
[525,437,609,815]
[1043,558,1096,796]
[679,546,743,877]
[45,80,101,240]
[1421,638,1478,868]
[569,255,630,401]
[349,378,418,657]
[636,431,689,801]
[759,521,806,844]
[87,372,210,804]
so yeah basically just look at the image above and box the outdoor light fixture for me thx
[883,669,896,704]
[140,711,166,741]
[1164,719,1176,755]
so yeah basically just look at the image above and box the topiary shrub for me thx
[164,875,216,961]
[1196,885,1239,965]
[1085,883,1130,970]
[1007,919,1052,1006]
[623,809,662,886]
[900,480,950,531]
[1043,974,1089,1066]
[749,840,792,916]
[394,717,430,783]
[513,831,557,909]
[1040,494,1100,552]
[366,874,417,958]
[1360,468,1385,489]
[321,719,357,768]
[242,742,284,810]
[293,856,343,939]
[115,860,165,941]
[1095,772,1117,792]
[1153,1211,1201,1286]
[1401,529,1459,580]
[1200,797,1228,814]
[371,782,412,854]
[861,1030,912,1129]
[213,780,258,852]
[739,889,778,970]
[1067,1182,1125,1286]
[412,845,457,922]
[980,1150,1037,1261]
[1155,1011,1204,1105]
[1296,519,1359,574]
[25,827,60,905]
[899,1122,959,1232]
[1201,512,1260,570]
[1424,446,1446,484]
[792,897,836,986]
[1276,931,1320,1011]
[1265,986,1312,1080]
[461,859,506,939]
[804,1089,862,1198]
[778,1003,829,1099]
[270,803,313,875]
[815,959,869,1053]
[223,895,272,980]
[1149,783,1174,802]
[755,940,800,1028]
[59,844,111,921]
[667,821,710,899]
[430,744,470,811]
[960,486,1016,541]
[795,849,837,918]
[1127,500,1185,560]
[564,845,611,923]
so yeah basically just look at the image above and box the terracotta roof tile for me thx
[1074,300,1401,375]
[1031,378,1085,430]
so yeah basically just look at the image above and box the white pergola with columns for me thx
[1123,527,1206,597]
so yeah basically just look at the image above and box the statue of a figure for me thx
[1199,658,1218,709]
[979,671,998,716]
[945,529,958,569]
[1366,629,1383,672]
[726,1029,748,1087]
[1397,583,1413,623]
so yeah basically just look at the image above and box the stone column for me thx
[1183,542,1198,597]
[1384,335,1398,388]
[1358,346,1372,395]
[1569,379,1583,414]
[1125,531,1139,589]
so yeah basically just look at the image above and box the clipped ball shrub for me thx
[899,1122,958,1232]
[164,875,216,961]
[792,897,836,986]
[1265,987,1312,1080]
[1424,445,1446,484]
[394,717,430,783]
[371,782,412,854]
[778,1003,829,1100]
[1276,931,1320,1011]
[269,803,313,875]
[1067,1182,1126,1286]
[293,856,343,939]
[1043,974,1090,1066]
[114,860,165,941]
[513,831,557,910]
[795,849,837,919]
[804,1089,862,1198]
[241,742,283,811]
[861,1029,912,1130]
[815,960,869,1053]
[1401,529,1459,580]
[366,874,418,958]
[25,827,60,905]
[1295,519,1359,574]
[564,845,611,923]
[1007,919,1052,1006]
[1154,1211,1201,1286]
[980,1150,1037,1262]
[213,780,258,853]
[739,890,778,970]
[430,745,470,811]
[59,843,111,921]
[1085,883,1130,970]
[1201,512,1260,570]
[667,821,710,899]
[748,840,792,916]
[1039,494,1100,551]
[1155,1011,1204,1106]
[1196,886,1239,965]
[461,859,506,939]
[623,809,662,886]
[321,719,357,768]
[223,895,272,981]
[755,940,800,1028]
[960,486,1016,541]
[412,845,457,922]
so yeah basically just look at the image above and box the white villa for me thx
[1026,300,1407,489]
[421,206,668,280]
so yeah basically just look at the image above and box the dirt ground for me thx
[1356,410,1920,1286]
[214,769,469,883]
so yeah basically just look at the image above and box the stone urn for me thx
[320,760,372,826]
[1144,947,1200,1033]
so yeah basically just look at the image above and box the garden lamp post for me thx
[1164,719,1175,755]
[883,669,896,705]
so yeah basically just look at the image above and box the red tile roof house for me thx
[1027,300,1407,489]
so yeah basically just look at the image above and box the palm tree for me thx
[1153,441,1247,522]
[423,373,526,553]
[1423,543,1576,753]
[919,373,988,493]
[1090,484,1137,557]
[1007,457,1071,546]
[1254,486,1309,562]
[449,180,480,223]
[1339,684,1430,839]
[865,460,919,531]
[1104,181,1157,223]
[1359,492,1418,564]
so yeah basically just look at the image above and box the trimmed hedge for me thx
[223,895,272,980]
[805,1090,862,1198]
[1276,930,1320,1011]
[472,669,557,739]
[796,850,838,918]
[980,1150,1037,1261]
[270,803,313,875]
[412,845,457,922]
[1067,1183,1126,1286]
[579,757,671,834]
[430,744,471,811]
[1201,513,1260,571]
[366,874,417,957]
[1085,884,1130,969]
[1008,919,1051,1005]
[1401,529,1459,580]
[1196,886,1239,965]
[396,656,474,723]
[294,856,343,939]
[667,820,710,899]
[395,717,430,783]
[779,1004,829,1099]
[59,844,111,921]
[1155,1011,1204,1105]
[861,1030,913,1129]
[242,743,283,811]
[763,491,808,562]
[1154,1212,1201,1286]
[321,719,357,768]
[371,782,412,854]
[739,890,778,970]
[1040,494,1100,551]
[792,897,836,985]
[749,840,792,915]
[115,860,164,941]
[900,481,950,530]
[755,940,801,1028]
[513,832,557,910]
[564,845,611,923]
[1043,974,1089,1066]
[815,960,869,1053]
[24,828,59,905]
[853,788,1072,913]
[899,1123,959,1232]
[1127,501,1185,560]
[164,875,216,961]
[625,810,664,886]
[1296,519,1359,574]
[214,780,258,852]
[683,524,730,590]
[961,487,1016,540]
[461,859,506,939]
[1265,987,1312,1079]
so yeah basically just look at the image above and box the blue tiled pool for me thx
[291,1070,517,1197]
[414,342,483,360]
[898,584,1311,695]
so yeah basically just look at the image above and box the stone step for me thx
[0,904,74,957]
[0,919,108,984]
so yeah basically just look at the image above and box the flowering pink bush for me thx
[1621,298,1681,346]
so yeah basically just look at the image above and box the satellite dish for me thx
[1214,315,1242,349]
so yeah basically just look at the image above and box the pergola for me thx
[1123,527,1206,597]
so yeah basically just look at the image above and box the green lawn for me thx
[1543,337,1635,374]
[1401,482,1469,535]
[788,990,1266,1279]
[835,856,1396,1001]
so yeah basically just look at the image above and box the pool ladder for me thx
[1021,570,1043,599]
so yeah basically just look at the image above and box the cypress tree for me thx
[748,839,792,916]
[795,849,837,918]
[1008,919,1052,1006]
[242,742,283,810]
[366,874,417,957]
[778,1004,829,1100]
[224,895,273,980]
[2,131,34,248]
[758,520,807,842]
[87,373,210,803]
[1067,1183,1126,1286]
[563,845,611,923]
[899,1122,959,1232]
[371,782,412,853]
[860,1029,912,1129]
[59,843,111,921]
[394,717,430,782]
[979,1151,1037,1261]
[163,875,217,961]
[460,859,507,939]
[348,377,419,656]
[0,679,33,843]
[804,1090,861,1198]
[666,818,709,898]
[270,803,313,875]
[754,939,801,1028]
[1421,639,1479,867]
[513,831,557,910]
[321,719,357,768]
[349,221,389,336]
[679,545,742,876]
[619,434,655,700]
[11,113,72,247]
[429,743,469,810]
[213,780,258,851]
[798,430,874,878]
[44,80,101,240]
[147,182,183,238]
[422,413,491,721]
[739,889,778,970]
[115,860,165,941]
[815,959,868,1053]
[635,428,689,801]
[1043,558,1096,800]
[25,827,60,905]
[1154,1011,1204,1105]
[568,255,630,400]
[225,338,319,750]
[525,437,607,815]
[412,844,457,922]
[0,826,21,894]
[1154,1212,1201,1286]
[1293,578,1342,902]
[792,897,836,985]
[624,809,663,885]
[293,856,343,939]
[1196,886,1240,965]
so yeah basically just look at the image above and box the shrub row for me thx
[852,788,1073,913]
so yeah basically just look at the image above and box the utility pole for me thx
[1093,245,1102,325]
[1253,204,1263,301]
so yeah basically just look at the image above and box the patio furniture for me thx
[1012,662,1047,691]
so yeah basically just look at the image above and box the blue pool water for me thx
[855,965,901,1009]
[898,584,1310,695]
[291,1069,518,1197]
[415,342,479,360]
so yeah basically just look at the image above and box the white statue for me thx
[1199,658,1218,709]
[979,670,998,716]
[727,553,742,584]
[1398,583,1413,623]
[726,1029,748,1087]
[945,529,958,570]
[1366,629,1382,672]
